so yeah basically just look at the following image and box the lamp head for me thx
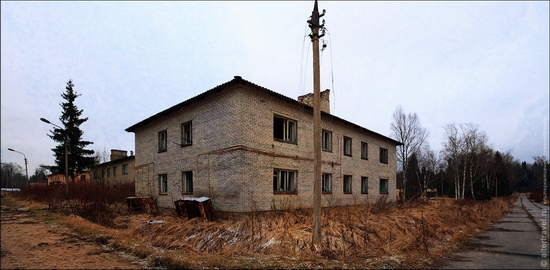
[40,118,51,124]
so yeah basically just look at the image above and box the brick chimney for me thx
[110,149,128,161]
[298,89,330,113]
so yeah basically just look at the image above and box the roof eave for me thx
[125,76,402,146]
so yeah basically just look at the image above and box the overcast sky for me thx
[2,1,549,174]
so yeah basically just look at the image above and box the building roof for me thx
[126,76,402,146]
[91,155,135,168]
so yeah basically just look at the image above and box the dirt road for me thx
[0,201,145,269]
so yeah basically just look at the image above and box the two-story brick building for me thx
[126,76,401,213]
[90,149,135,186]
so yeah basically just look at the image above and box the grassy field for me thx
[2,189,517,269]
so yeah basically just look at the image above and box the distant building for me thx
[47,171,90,186]
[126,76,401,213]
[90,149,135,186]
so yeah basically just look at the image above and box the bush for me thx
[16,184,64,203]
[17,181,135,227]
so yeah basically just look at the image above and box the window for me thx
[113,166,117,177]
[181,122,192,146]
[273,115,297,143]
[322,173,332,193]
[107,168,111,178]
[322,130,332,151]
[379,178,388,194]
[158,130,167,152]
[102,169,105,179]
[122,164,128,175]
[273,169,297,193]
[343,136,352,156]
[343,175,352,194]
[182,171,193,194]
[361,177,369,194]
[379,147,388,164]
[159,174,168,194]
[361,142,368,160]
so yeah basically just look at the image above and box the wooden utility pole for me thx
[308,0,325,250]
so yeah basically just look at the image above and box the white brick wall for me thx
[130,80,398,212]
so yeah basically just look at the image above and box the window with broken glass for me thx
[273,115,297,143]
[322,173,332,193]
[361,176,369,194]
[379,178,388,194]
[158,130,167,152]
[273,169,297,193]
[158,174,168,194]
[343,136,352,156]
[379,147,388,164]
[343,175,352,194]
[181,121,192,146]
[322,130,332,151]
[361,141,368,160]
[182,171,193,194]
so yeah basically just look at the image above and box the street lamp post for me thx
[40,117,69,199]
[8,148,28,189]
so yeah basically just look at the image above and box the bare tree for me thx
[391,105,429,201]
[1,162,24,189]
[93,146,109,165]
[417,144,442,198]
[443,123,490,200]
[460,123,489,200]
[443,123,462,199]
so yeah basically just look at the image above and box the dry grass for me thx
[6,193,516,269]
[108,196,515,268]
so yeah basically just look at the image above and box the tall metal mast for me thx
[308,0,325,250]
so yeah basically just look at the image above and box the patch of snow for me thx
[146,220,164,224]
[183,196,210,202]
[257,237,276,251]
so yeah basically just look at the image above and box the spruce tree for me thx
[48,80,95,181]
